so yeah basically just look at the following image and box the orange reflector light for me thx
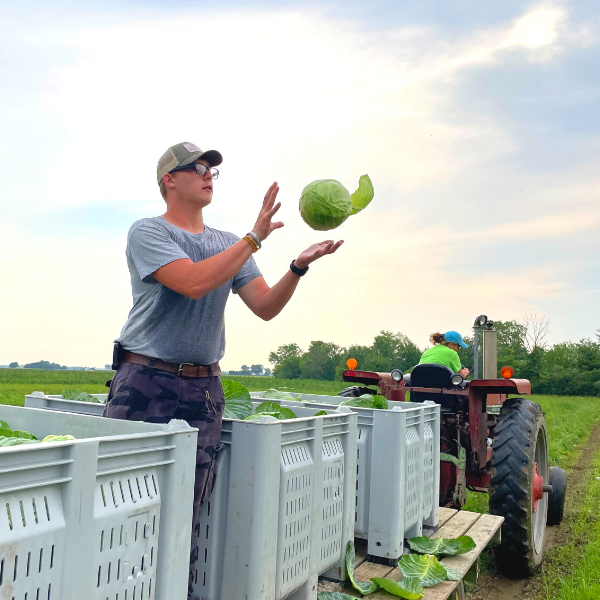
[347,358,358,370]
[500,366,514,379]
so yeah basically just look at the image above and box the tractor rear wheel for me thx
[547,466,567,525]
[489,398,549,577]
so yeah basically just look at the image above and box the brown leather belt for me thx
[123,351,221,378]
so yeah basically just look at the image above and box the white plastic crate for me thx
[191,402,357,600]
[253,394,441,562]
[24,393,358,600]
[25,391,108,416]
[0,403,197,600]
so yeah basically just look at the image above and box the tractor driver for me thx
[103,141,343,599]
[418,331,470,378]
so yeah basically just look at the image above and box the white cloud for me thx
[0,3,599,368]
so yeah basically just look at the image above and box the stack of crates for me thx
[252,392,441,563]
[0,403,197,600]
[23,393,358,600]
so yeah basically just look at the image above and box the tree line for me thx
[268,321,600,397]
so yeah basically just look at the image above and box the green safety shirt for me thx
[419,344,461,373]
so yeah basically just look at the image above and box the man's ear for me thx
[163,172,176,190]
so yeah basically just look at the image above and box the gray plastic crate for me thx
[0,403,197,600]
[253,394,441,562]
[23,393,357,600]
[191,401,357,600]
[25,391,107,415]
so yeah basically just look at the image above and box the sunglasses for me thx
[169,163,219,179]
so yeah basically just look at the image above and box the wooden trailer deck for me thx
[329,508,504,600]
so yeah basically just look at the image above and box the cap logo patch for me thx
[182,142,201,153]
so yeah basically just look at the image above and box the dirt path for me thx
[467,420,600,600]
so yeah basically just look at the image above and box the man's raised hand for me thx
[295,240,344,270]
[252,182,284,241]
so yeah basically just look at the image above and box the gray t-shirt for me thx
[118,217,261,365]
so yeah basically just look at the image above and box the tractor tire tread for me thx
[489,397,547,577]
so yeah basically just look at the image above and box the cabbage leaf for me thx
[248,402,297,420]
[346,540,379,595]
[0,420,10,429]
[398,554,447,587]
[407,535,475,557]
[0,436,39,447]
[62,389,102,403]
[441,564,462,581]
[262,389,301,401]
[317,594,358,600]
[350,175,375,214]
[222,380,253,420]
[369,577,424,599]
[340,394,388,410]
[42,435,76,443]
[0,428,37,440]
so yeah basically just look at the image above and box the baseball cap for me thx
[444,331,468,348]
[157,142,223,185]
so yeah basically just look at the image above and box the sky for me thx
[0,0,599,370]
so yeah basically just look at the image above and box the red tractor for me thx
[339,316,566,577]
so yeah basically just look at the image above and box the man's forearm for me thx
[154,239,254,300]
[252,270,302,321]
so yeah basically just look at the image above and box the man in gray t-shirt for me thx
[104,141,342,600]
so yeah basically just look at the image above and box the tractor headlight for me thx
[474,314,488,327]
[391,369,404,382]
[451,373,464,386]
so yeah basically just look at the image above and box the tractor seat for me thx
[409,363,464,407]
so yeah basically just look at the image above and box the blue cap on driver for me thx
[444,331,468,348]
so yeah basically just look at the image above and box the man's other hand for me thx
[295,240,344,269]
[252,182,284,241]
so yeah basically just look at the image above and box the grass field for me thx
[0,369,349,406]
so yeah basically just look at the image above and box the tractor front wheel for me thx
[547,466,567,525]
[489,398,549,577]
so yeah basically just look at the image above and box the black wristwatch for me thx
[290,260,309,276]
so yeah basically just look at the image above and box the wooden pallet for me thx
[341,509,504,600]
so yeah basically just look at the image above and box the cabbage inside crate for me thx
[191,402,358,600]
[0,404,197,600]
[252,393,441,563]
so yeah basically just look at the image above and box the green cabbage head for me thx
[299,175,374,231]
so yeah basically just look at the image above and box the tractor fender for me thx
[468,378,531,395]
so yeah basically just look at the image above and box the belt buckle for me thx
[177,362,195,376]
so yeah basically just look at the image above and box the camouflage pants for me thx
[103,362,224,600]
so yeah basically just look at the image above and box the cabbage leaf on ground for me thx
[340,394,388,410]
[346,540,379,595]
[317,593,358,600]
[222,379,253,419]
[370,577,424,599]
[407,535,475,556]
[299,175,374,231]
